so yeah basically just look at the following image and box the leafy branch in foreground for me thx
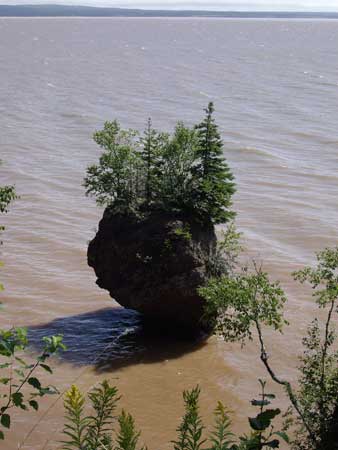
[200,246,338,450]
[245,379,289,449]
[0,184,16,216]
[0,330,65,440]
[0,160,17,289]
[0,160,16,217]
[200,264,288,345]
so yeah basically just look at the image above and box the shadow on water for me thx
[27,307,208,373]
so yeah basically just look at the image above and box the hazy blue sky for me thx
[4,0,338,11]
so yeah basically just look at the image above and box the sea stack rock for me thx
[87,209,218,334]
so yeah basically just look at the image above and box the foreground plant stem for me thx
[254,318,317,447]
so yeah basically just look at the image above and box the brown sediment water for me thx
[0,17,337,450]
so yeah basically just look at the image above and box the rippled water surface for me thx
[0,17,338,449]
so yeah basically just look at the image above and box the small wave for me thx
[300,170,338,182]
[236,146,279,161]
[291,130,316,139]
[317,80,338,88]
[322,139,338,145]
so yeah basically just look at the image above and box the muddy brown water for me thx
[0,17,337,449]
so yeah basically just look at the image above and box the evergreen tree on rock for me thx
[192,102,236,224]
[140,118,166,209]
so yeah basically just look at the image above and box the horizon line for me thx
[1,4,338,13]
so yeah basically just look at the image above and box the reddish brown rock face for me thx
[88,210,217,335]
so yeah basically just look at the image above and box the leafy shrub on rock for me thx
[84,103,235,225]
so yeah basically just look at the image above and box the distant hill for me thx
[1,4,338,18]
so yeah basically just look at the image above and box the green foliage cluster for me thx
[0,161,16,215]
[206,222,243,279]
[200,266,288,345]
[244,379,288,450]
[0,326,65,440]
[173,224,192,242]
[62,380,287,450]
[84,104,236,225]
[291,247,338,450]
[62,381,143,450]
[0,159,17,292]
[0,185,16,215]
[200,246,338,450]
[0,160,17,242]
